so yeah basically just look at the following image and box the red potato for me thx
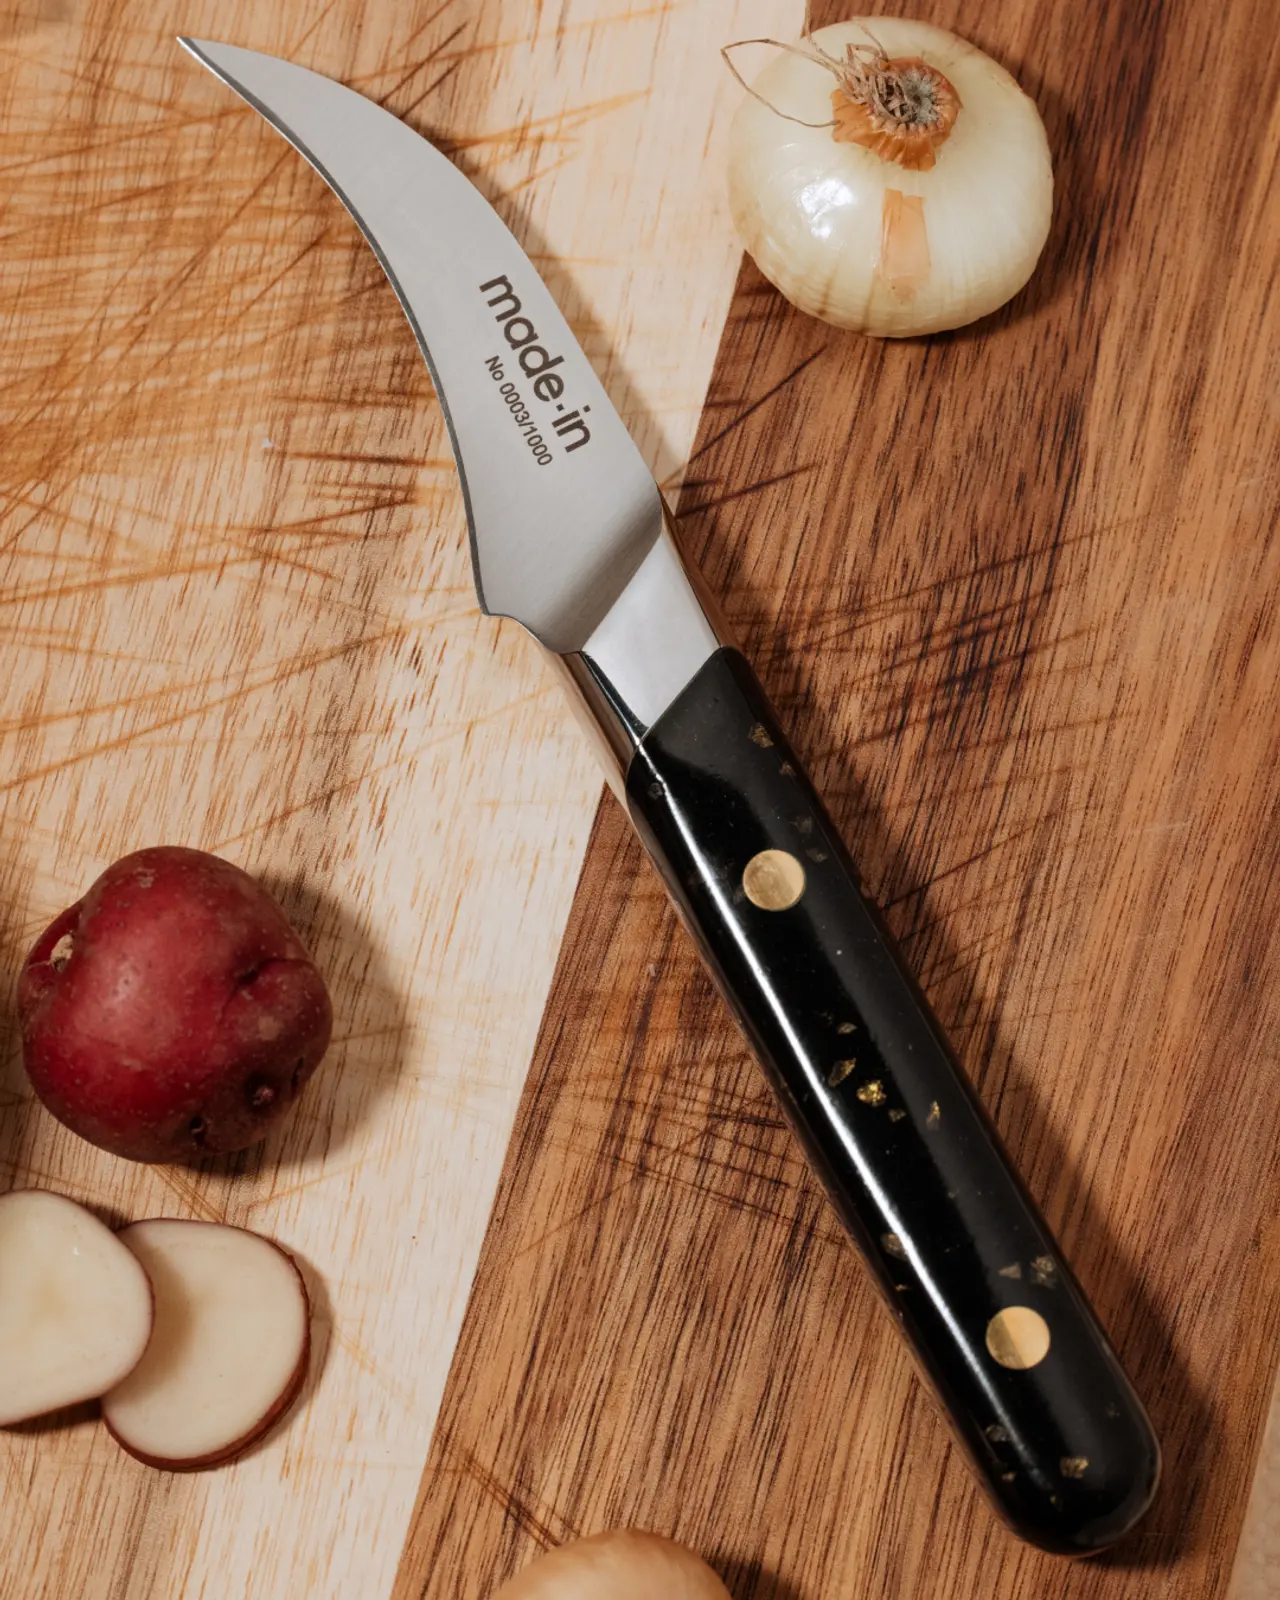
[19,847,333,1162]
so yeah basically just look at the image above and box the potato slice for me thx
[0,1189,153,1426]
[103,1219,309,1469]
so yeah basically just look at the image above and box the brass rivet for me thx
[986,1306,1051,1370]
[742,849,806,910]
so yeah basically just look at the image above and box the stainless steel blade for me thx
[181,38,662,653]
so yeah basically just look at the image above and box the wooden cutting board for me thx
[3,0,1278,1595]
[392,0,1280,1596]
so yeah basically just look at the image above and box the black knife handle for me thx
[623,647,1159,1554]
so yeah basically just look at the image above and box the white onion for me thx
[727,18,1053,336]
[491,1530,731,1600]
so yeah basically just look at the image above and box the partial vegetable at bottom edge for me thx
[491,1530,732,1600]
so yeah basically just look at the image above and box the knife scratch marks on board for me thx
[208,686,561,850]
[679,463,816,520]
[682,345,827,469]
[881,818,1060,912]
[0,1153,112,1201]
[215,225,340,331]
[268,449,455,472]
[446,90,650,160]
[512,1116,712,1265]
[0,553,333,612]
[0,627,417,730]
[149,1168,229,1227]
[328,1019,419,1049]
[515,1081,842,1266]
[281,0,346,59]
[430,1427,581,1552]
[230,498,431,539]
[243,1159,373,1213]
[0,108,236,180]
[339,0,463,96]
[371,22,469,112]
[325,1325,435,1421]
[398,55,472,122]
[0,628,413,794]
[409,1,684,73]
[796,575,1069,655]
[504,153,583,195]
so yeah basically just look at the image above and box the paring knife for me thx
[180,39,1159,1554]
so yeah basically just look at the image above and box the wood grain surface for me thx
[0,0,787,1595]
[395,1,1280,1596]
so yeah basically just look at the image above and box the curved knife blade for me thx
[180,37,662,653]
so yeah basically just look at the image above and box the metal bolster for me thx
[554,512,723,789]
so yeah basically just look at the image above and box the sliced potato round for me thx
[0,1188,153,1426]
[103,1219,309,1469]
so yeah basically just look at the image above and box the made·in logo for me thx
[480,276,592,453]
